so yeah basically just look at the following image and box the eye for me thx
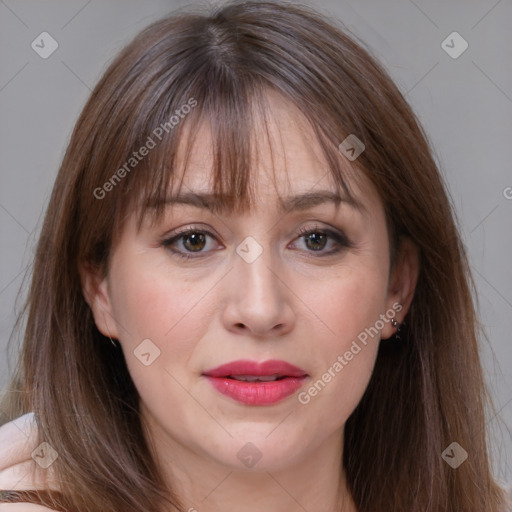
[161,227,220,260]
[160,223,352,260]
[292,224,352,256]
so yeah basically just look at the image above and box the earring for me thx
[390,318,404,341]
[106,334,119,347]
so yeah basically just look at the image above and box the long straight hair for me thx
[1,1,507,511]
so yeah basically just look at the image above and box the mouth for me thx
[202,359,308,405]
[223,374,288,382]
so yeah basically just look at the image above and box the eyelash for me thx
[160,224,352,260]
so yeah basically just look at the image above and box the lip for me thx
[202,359,308,406]
[203,359,308,378]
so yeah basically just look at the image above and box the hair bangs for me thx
[108,67,259,237]
[102,10,364,241]
[116,82,362,242]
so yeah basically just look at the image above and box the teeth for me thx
[230,374,281,382]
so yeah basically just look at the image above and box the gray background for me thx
[1,0,511,488]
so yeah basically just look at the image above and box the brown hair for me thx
[1,1,507,511]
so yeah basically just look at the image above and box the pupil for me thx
[184,233,206,252]
[306,233,326,251]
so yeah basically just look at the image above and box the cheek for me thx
[107,262,212,420]
[107,258,214,394]
[293,261,388,427]
[109,259,201,346]
[300,258,389,349]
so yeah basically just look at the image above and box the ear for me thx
[79,262,119,340]
[381,237,419,340]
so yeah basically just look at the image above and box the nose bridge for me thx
[234,232,282,306]
[222,230,294,336]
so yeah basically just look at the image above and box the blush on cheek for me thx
[111,272,187,342]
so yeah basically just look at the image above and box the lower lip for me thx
[204,376,307,405]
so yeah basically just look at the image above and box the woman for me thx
[0,1,510,511]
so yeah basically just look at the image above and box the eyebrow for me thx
[149,190,365,215]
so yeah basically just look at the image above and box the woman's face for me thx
[83,92,416,475]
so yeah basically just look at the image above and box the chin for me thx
[205,432,308,472]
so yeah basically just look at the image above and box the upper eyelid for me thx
[163,223,342,240]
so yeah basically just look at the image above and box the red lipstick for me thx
[202,359,308,405]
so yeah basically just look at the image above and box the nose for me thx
[221,239,296,338]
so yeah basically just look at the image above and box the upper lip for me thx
[202,359,308,378]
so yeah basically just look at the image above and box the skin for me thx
[82,90,419,512]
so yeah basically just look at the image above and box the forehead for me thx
[132,88,384,234]
[171,90,362,205]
